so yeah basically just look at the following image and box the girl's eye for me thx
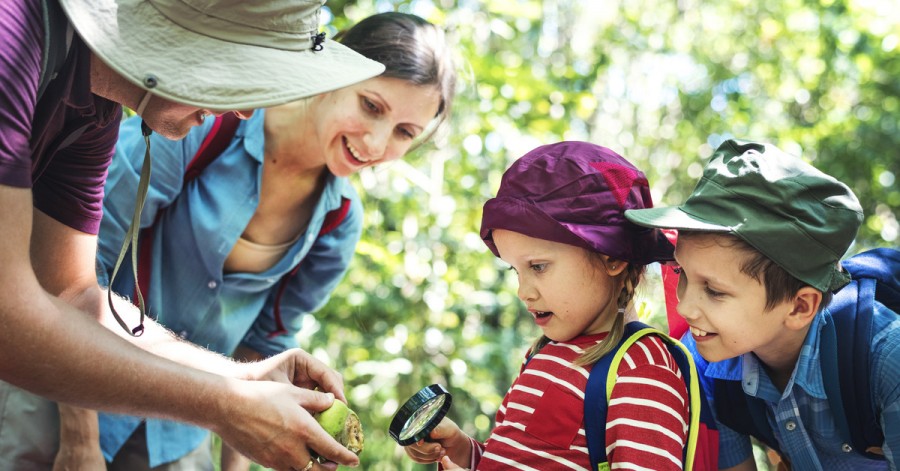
[530,263,547,273]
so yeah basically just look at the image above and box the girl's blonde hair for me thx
[526,260,645,366]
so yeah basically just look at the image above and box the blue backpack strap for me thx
[824,247,900,459]
[585,322,703,470]
[712,373,781,454]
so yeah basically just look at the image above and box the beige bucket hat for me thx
[58,0,386,109]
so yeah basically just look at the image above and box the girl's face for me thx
[310,76,442,177]
[492,229,622,342]
[674,234,799,365]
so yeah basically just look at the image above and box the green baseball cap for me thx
[624,139,863,292]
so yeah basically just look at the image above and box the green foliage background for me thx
[240,0,899,469]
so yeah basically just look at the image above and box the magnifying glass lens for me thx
[389,384,453,446]
[399,395,447,440]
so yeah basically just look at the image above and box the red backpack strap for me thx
[133,113,241,306]
[268,197,352,338]
[660,229,688,339]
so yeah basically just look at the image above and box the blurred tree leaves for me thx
[250,0,898,469]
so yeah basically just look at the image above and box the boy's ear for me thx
[785,286,823,330]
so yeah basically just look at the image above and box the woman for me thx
[88,12,457,471]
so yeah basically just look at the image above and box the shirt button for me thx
[208,280,218,289]
[179,330,188,339]
[842,443,853,453]
[785,421,797,431]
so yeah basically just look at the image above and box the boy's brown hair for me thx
[679,231,808,310]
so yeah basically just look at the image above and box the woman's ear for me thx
[603,257,628,277]
[785,286,823,330]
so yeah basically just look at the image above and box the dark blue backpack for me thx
[583,321,719,470]
[713,247,900,461]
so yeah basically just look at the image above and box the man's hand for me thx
[213,380,359,470]
[54,405,105,471]
[238,348,348,404]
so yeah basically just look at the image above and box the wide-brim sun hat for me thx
[624,139,863,292]
[59,0,386,109]
[481,141,674,265]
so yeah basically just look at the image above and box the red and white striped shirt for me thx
[468,332,689,470]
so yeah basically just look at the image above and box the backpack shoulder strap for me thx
[133,114,241,307]
[712,376,779,452]
[38,0,73,101]
[825,247,900,459]
[585,322,704,470]
[267,196,352,338]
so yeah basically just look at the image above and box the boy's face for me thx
[673,233,799,365]
[492,229,621,342]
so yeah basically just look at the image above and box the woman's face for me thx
[311,77,442,177]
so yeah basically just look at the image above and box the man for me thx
[0,0,384,469]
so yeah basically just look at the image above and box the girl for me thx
[75,12,456,471]
[404,141,690,470]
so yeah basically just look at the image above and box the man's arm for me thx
[0,186,358,469]
[31,208,249,377]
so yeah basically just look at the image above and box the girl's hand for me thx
[440,455,470,470]
[403,417,470,465]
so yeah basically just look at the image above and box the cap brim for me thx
[61,0,385,109]
[481,198,593,257]
[625,206,732,232]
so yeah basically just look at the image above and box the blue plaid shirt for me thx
[691,302,900,470]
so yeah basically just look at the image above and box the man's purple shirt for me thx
[0,0,121,234]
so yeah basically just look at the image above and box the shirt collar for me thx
[241,109,266,164]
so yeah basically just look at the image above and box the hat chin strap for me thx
[135,90,153,116]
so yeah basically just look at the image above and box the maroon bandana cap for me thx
[480,141,674,265]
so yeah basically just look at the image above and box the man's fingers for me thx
[286,350,346,401]
[293,389,358,467]
[296,389,336,414]
[304,427,359,467]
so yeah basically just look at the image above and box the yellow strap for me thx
[603,328,700,470]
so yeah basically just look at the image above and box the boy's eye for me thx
[704,286,725,298]
[530,263,547,273]
[397,127,415,140]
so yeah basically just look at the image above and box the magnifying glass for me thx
[389,384,453,446]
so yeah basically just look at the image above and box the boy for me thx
[625,139,900,470]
